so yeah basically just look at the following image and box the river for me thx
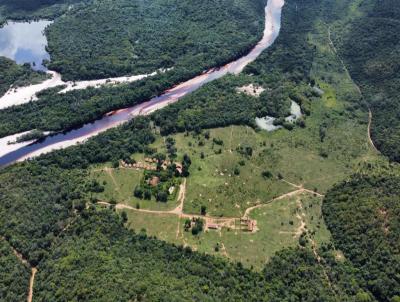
[0,0,285,167]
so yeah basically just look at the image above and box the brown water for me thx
[0,0,285,167]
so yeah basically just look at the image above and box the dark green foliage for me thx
[151,0,325,137]
[0,0,87,25]
[156,191,168,202]
[34,117,155,169]
[262,170,273,179]
[191,218,204,235]
[259,85,291,117]
[184,219,191,232]
[87,179,104,193]
[244,0,318,82]
[0,0,265,137]
[1,0,72,11]
[133,186,143,199]
[0,0,321,138]
[0,240,30,302]
[0,57,48,97]
[0,0,396,300]
[0,73,174,137]
[0,163,86,265]
[264,248,370,302]
[34,210,270,301]
[133,158,183,203]
[45,0,266,80]
[323,174,400,301]
[182,154,192,177]
[152,75,303,136]
[15,129,46,143]
[334,0,400,162]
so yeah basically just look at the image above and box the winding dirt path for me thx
[367,109,379,152]
[243,189,303,219]
[220,243,230,258]
[27,268,37,302]
[171,179,187,215]
[292,194,337,297]
[327,26,380,155]
[98,180,322,233]
[1,237,37,302]
[105,167,120,192]
[295,197,306,237]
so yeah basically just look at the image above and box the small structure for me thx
[207,223,220,230]
[120,160,157,171]
[148,176,160,187]
[247,220,256,232]
[240,218,257,232]
[175,163,183,175]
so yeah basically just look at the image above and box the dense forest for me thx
[0,0,399,300]
[0,0,86,25]
[333,0,400,162]
[0,161,369,301]
[0,0,267,137]
[0,0,73,11]
[0,163,87,265]
[45,0,266,80]
[323,174,400,302]
[151,0,327,135]
[0,0,319,138]
[263,248,371,301]
[0,240,30,302]
[0,57,48,97]
[152,75,301,135]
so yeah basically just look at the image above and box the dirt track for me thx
[367,109,379,153]
[1,236,36,302]
[98,179,323,233]
[27,268,37,302]
[327,26,380,155]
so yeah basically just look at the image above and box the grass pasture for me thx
[90,166,180,211]
[120,191,330,270]
[89,13,384,269]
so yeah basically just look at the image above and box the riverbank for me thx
[0,0,285,166]
[0,70,161,110]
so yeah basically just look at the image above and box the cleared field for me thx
[120,191,330,269]
[90,166,180,211]
[90,16,383,268]
[147,102,378,217]
[123,210,181,244]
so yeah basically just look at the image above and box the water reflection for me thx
[0,0,285,167]
[0,20,52,71]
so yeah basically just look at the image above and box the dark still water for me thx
[0,0,284,167]
[0,20,52,71]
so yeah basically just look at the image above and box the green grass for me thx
[147,102,379,217]
[89,12,384,269]
[301,194,331,248]
[121,210,181,244]
[121,191,330,270]
[90,166,180,211]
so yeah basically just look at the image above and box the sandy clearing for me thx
[0,131,37,157]
[0,71,62,109]
[236,84,265,97]
[1,0,285,164]
[0,70,161,110]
